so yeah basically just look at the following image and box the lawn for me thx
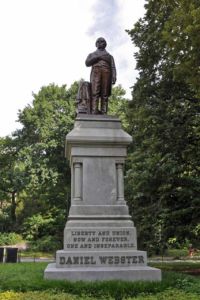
[0,262,199,299]
[150,261,200,272]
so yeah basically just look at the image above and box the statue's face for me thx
[96,38,106,50]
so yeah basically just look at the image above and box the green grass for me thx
[0,289,199,300]
[0,262,199,299]
[0,291,86,300]
[165,248,189,257]
[150,261,200,271]
[19,250,54,258]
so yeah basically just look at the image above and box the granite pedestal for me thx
[44,115,161,281]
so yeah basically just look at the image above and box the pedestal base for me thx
[44,263,161,281]
[44,219,161,282]
[44,116,161,282]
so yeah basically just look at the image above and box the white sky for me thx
[0,0,145,137]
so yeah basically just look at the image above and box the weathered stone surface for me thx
[44,115,161,281]
[44,264,161,281]
[65,115,132,159]
[63,225,137,251]
[56,250,147,268]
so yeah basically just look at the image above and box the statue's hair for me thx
[95,37,107,47]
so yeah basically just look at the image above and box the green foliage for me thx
[0,289,199,300]
[1,289,199,300]
[192,224,200,237]
[28,236,62,252]
[22,208,66,250]
[150,261,200,271]
[126,0,200,253]
[16,83,76,203]
[162,0,200,98]
[0,232,23,246]
[0,263,200,299]
[109,85,129,130]
[165,248,189,257]
[0,83,77,239]
[0,82,129,246]
[167,238,182,249]
[0,137,28,227]
[20,250,53,258]
[0,137,27,193]
[22,213,54,241]
[128,289,200,300]
[0,291,90,300]
[0,207,11,233]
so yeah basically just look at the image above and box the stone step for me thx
[45,263,161,281]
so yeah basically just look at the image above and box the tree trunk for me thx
[11,191,17,224]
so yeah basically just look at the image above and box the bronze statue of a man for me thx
[85,37,116,114]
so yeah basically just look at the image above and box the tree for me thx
[0,137,28,229]
[126,0,200,252]
[109,84,129,130]
[0,81,129,243]
[14,83,77,235]
[162,0,200,98]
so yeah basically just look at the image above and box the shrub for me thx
[128,289,200,299]
[0,232,23,246]
[22,214,54,241]
[166,248,188,258]
[0,289,199,300]
[0,291,91,300]
[28,236,62,252]
[0,263,200,299]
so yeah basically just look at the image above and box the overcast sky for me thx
[0,0,145,137]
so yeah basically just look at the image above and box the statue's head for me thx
[95,37,107,50]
